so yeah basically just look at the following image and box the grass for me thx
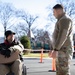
[23,53,49,58]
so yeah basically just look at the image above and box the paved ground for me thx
[23,57,75,75]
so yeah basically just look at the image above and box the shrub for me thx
[20,36,31,49]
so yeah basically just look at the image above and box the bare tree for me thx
[15,10,38,38]
[12,22,27,39]
[0,2,17,33]
[19,24,28,35]
[34,29,50,43]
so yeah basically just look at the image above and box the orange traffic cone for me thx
[52,58,56,71]
[39,48,43,63]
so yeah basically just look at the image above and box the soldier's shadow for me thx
[48,70,56,72]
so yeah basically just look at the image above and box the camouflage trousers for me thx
[56,49,73,75]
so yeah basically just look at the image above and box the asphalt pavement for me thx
[23,57,75,75]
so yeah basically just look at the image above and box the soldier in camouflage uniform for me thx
[51,4,74,75]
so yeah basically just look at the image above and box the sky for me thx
[1,0,56,14]
[0,0,57,37]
